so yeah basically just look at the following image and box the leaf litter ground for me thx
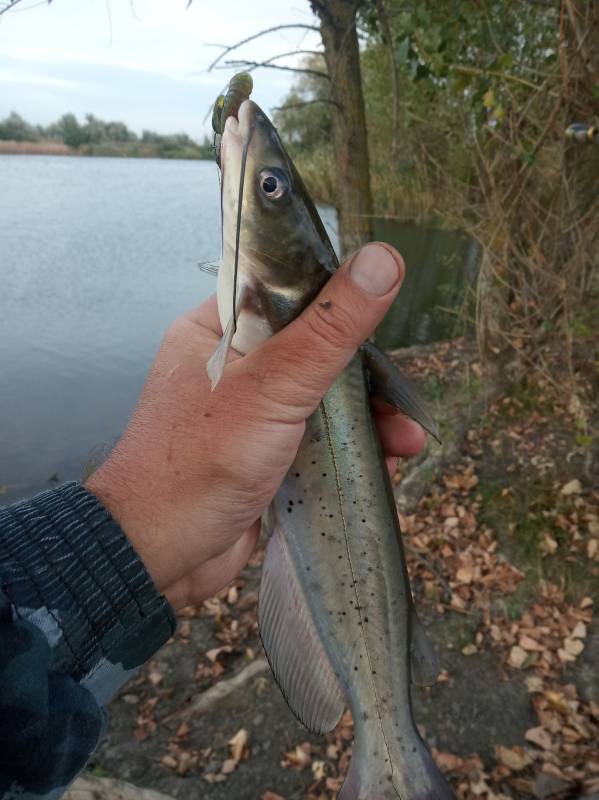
[94,337,598,800]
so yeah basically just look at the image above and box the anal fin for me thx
[258,519,346,734]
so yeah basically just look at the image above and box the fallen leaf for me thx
[561,479,582,496]
[525,726,552,750]
[462,644,478,656]
[563,637,584,656]
[206,645,233,663]
[228,728,249,762]
[433,750,464,772]
[221,758,237,775]
[495,744,533,771]
[508,645,528,668]
[312,760,326,780]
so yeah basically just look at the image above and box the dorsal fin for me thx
[258,520,346,734]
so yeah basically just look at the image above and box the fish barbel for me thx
[207,74,454,800]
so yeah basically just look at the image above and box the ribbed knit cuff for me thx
[0,482,177,680]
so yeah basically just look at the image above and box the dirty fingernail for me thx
[349,243,400,296]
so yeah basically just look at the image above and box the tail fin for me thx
[338,735,454,800]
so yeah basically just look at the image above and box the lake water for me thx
[0,155,475,505]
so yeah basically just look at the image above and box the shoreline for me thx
[0,139,212,160]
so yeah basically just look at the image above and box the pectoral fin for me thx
[362,341,441,443]
[206,313,236,390]
[258,517,346,734]
[206,286,247,390]
[410,610,439,687]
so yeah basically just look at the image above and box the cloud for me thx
[0,0,321,135]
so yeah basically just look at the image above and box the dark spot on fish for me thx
[364,617,369,622]
[204,412,212,418]
[306,566,310,571]
[362,519,366,524]
[312,460,316,464]
[354,666,358,671]
[287,508,292,513]
[352,500,357,505]
[295,472,300,477]
[338,555,343,559]
[298,499,303,504]
[329,514,334,518]
[361,711,369,721]
[289,500,294,505]
[412,747,417,753]
[373,670,377,675]
[322,473,327,477]
[321,532,326,537]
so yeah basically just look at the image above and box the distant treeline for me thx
[0,111,214,160]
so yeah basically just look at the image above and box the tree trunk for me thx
[311,0,374,256]
[375,0,401,162]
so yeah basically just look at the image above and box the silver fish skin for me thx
[209,79,453,799]
[260,354,453,800]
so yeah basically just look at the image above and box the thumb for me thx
[241,242,404,419]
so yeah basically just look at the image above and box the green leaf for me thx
[395,37,410,64]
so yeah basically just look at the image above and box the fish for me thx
[208,73,454,800]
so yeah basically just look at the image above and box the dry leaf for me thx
[228,728,249,762]
[221,758,237,775]
[525,726,552,750]
[495,744,533,771]
[561,479,582,496]
[312,760,326,780]
[509,645,528,668]
[563,637,584,656]
[433,750,464,772]
[462,643,478,656]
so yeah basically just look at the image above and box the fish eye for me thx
[259,168,289,201]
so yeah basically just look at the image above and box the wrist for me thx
[85,458,175,596]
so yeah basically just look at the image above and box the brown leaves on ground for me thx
[141,345,598,799]
[391,370,599,799]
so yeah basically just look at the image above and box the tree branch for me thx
[207,24,321,72]
[0,0,48,14]
[218,59,329,80]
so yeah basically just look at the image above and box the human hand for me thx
[85,243,426,610]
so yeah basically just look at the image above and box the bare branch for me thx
[0,0,48,14]
[218,59,329,80]
[262,49,325,64]
[206,24,321,72]
[272,97,341,111]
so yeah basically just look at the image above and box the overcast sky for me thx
[0,0,321,138]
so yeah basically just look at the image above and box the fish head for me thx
[216,95,338,355]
